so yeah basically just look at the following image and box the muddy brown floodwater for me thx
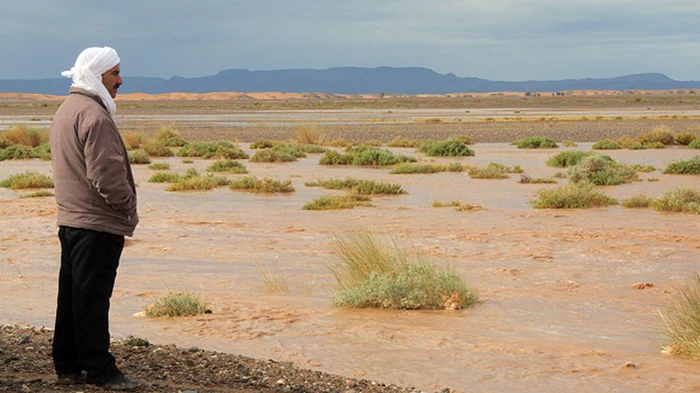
[2,137,700,392]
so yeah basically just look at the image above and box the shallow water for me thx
[1,143,700,392]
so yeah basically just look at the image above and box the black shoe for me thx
[56,371,87,385]
[97,373,142,391]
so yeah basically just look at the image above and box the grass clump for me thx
[531,182,618,209]
[320,147,416,166]
[302,195,372,210]
[128,149,151,164]
[567,155,639,185]
[519,174,558,184]
[387,137,421,148]
[121,131,146,150]
[20,190,54,198]
[689,140,700,149]
[390,162,465,174]
[141,141,174,157]
[651,187,700,214]
[293,124,326,145]
[250,148,299,163]
[468,163,521,179]
[229,176,295,193]
[306,178,406,195]
[432,200,481,211]
[154,126,188,147]
[637,127,675,146]
[621,193,654,208]
[250,139,279,149]
[416,138,475,157]
[675,132,697,146]
[0,124,49,147]
[177,141,249,160]
[259,265,290,294]
[148,172,180,183]
[330,232,478,310]
[547,150,596,167]
[166,174,229,191]
[142,291,210,318]
[147,162,171,170]
[0,172,54,190]
[207,159,248,174]
[662,274,700,359]
[0,145,37,160]
[663,156,700,175]
[592,139,622,150]
[512,136,558,149]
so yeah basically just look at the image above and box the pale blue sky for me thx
[3,0,700,81]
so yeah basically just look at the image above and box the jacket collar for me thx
[69,87,109,112]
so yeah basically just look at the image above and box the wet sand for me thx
[2,114,700,392]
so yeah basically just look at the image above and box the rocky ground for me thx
[0,324,428,393]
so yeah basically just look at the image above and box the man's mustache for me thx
[114,83,121,89]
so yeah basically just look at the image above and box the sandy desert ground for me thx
[1,93,700,392]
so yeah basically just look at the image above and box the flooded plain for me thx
[2,132,700,392]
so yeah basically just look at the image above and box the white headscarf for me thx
[61,47,120,115]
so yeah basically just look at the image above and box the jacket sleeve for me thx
[83,117,137,216]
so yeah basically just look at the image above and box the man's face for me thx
[101,63,122,98]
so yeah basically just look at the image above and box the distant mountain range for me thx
[1,67,699,95]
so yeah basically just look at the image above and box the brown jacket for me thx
[50,88,138,236]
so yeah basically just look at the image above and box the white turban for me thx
[61,47,120,115]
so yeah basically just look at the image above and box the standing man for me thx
[49,46,141,391]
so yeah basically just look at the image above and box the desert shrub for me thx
[546,150,595,167]
[643,141,666,149]
[142,141,174,157]
[293,124,326,145]
[0,124,49,147]
[0,172,54,189]
[432,200,481,211]
[319,150,354,165]
[298,144,329,154]
[302,195,372,210]
[148,172,180,183]
[631,164,656,173]
[206,159,248,173]
[468,163,518,179]
[662,274,700,359]
[651,187,700,214]
[689,140,700,149]
[675,132,697,146]
[142,291,209,318]
[166,175,229,191]
[272,143,307,158]
[306,178,404,195]
[663,156,700,175]
[567,155,639,185]
[390,163,442,174]
[351,147,416,166]
[177,141,249,160]
[0,145,37,160]
[417,138,475,157]
[531,182,617,209]
[147,162,171,171]
[592,139,622,150]
[328,138,351,148]
[250,139,279,149]
[387,137,421,148]
[229,176,295,193]
[512,136,558,149]
[331,232,478,310]
[519,174,558,184]
[563,140,578,147]
[121,131,146,150]
[20,190,54,198]
[637,126,675,145]
[32,143,51,160]
[128,149,151,164]
[154,126,188,147]
[621,193,654,208]
[250,149,298,163]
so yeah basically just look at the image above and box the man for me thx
[49,46,141,391]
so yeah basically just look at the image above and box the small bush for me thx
[328,138,351,148]
[166,175,229,191]
[331,232,478,310]
[250,139,279,149]
[121,131,146,150]
[592,139,622,150]
[468,163,516,179]
[432,200,481,211]
[0,145,37,160]
[142,141,175,157]
[229,176,295,193]
[250,149,298,163]
[147,162,171,171]
[689,140,700,149]
[662,274,700,359]
[387,137,421,148]
[298,144,329,154]
[128,149,151,164]
[417,138,475,157]
[177,141,249,159]
[148,172,180,183]
[651,187,700,214]
[563,140,578,147]
[621,193,654,208]
[531,182,617,209]
[351,147,416,166]
[20,190,54,198]
[33,143,51,160]
[319,150,354,165]
[154,126,188,147]
[207,159,248,173]
[390,163,445,174]
[519,174,558,184]
[0,124,49,147]
[293,124,326,145]
[0,172,54,189]
[512,136,558,149]
[637,126,675,145]
[302,195,372,210]
[664,156,700,175]
[547,150,596,167]
[142,291,210,318]
[567,155,639,185]
[306,178,405,195]
[675,132,697,146]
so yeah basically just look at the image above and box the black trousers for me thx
[53,226,124,383]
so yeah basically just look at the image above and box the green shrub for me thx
[177,141,249,159]
[664,156,700,175]
[0,172,54,189]
[417,138,475,157]
[305,178,405,195]
[142,291,209,318]
[302,195,372,210]
[531,182,617,209]
[148,172,180,183]
[567,155,639,185]
[331,232,478,310]
[298,144,329,154]
[512,136,558,149]
[351,147,416,166]
[547,150,596,167]
[643,141,666,149]
[689,140,700,149]
[154,126,188,147]
[390,163,465,174]
[468,163,515,179]
[207,159,248,173]
[319,150,354,165]
[20,190,54,198]
[128,149,151,164]
[32,143,51,160]
[250,139,279,149]
[662,274,700,359]
[147,162,171,171]
[637,127,675,145]
[0,145,37,160]
[166,175,229,191]
[142,141,174,157]
[519,174,558,184]
[229,176,295,193]
[631,164,656,173]
[675,132,697,146]
[592,139,622,150]
[621,193,654,208]
[651,187,700,214]
[250,149,298,163]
